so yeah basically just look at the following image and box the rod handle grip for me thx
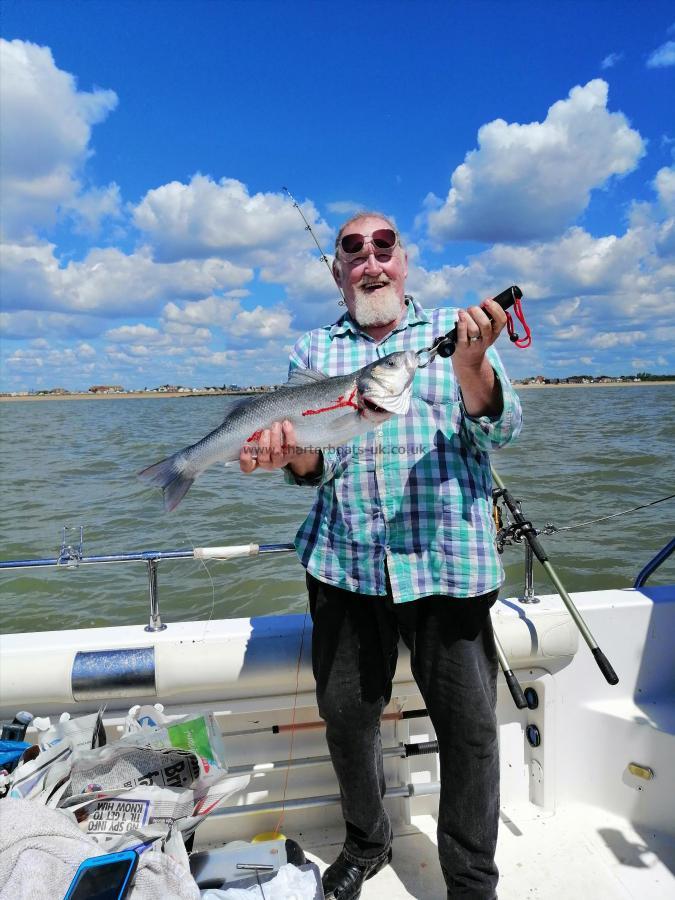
[404,740,439,757]
[504,669,528,709]
[592,647,619,685]
[490,284,522,313]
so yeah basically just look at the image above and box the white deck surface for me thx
[304,803,675,899]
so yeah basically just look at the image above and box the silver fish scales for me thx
[139,351,418,511]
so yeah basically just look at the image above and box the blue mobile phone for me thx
[64,850,138,900]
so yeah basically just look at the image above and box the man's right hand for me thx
[239,419,322,477]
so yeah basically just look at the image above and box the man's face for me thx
[333,215,408,329]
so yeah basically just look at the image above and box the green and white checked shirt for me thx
[285,296,522,602]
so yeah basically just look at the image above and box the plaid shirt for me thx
[285,296,522,602]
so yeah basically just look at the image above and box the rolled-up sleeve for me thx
[283,448,344,487]
[461,347,523,451]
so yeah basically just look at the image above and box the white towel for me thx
[0,798,199,899]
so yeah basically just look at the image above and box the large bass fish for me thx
[139,350,419,511]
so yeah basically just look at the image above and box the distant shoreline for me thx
[1,381,673,402]
[0,390,268,402]
[518,380,675,389]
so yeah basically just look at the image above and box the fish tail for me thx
[138,452,195,512]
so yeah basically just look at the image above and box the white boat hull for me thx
[1,585,673,898]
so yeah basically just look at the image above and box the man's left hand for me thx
[451,299,507,417]
[453,299,507,368]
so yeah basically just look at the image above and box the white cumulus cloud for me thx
[425,80,645,244]
[133,175,332,265]
[647,40,675,68]
[0,39,119,239]
[655,166,675,214]
[161,295,293,341]
[601,52,623,70]
[0,243,253,317]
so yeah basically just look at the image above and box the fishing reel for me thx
[492,488,542,555]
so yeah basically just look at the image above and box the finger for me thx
[256,429,272,466]
[481,298,507,336]
[467,305,494,342]
[269,421,285,465]
[461,308,482,342]
[280,419,298,462]
[239,444,257,474]
[455,309,469,344]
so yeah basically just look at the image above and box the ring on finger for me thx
[468,335,482,343]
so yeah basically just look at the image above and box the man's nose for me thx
[363,247,382,274]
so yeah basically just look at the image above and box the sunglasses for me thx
[339,228,397,257]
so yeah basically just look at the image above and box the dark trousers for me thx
[307,572,500,900]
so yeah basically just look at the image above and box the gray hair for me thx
[334,210,403,258]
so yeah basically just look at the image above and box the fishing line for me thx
[274,599,309,837]
[544,491,675,533]
[282,186,346,304]
[174,516,217,641]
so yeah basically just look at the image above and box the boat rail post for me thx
[145,557,166,632]
[520,541,539,603]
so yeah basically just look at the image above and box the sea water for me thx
[1,384,673,633]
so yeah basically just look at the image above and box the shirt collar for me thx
[328,295,430,339]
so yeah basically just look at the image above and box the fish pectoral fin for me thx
[324,410,370,444]
[284,367,330,387]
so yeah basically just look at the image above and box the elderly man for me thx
[240,213,522,899]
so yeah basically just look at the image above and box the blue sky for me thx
[1,0,674,390]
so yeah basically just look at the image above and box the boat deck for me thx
[2,585,674,898]
[304,803,675,899]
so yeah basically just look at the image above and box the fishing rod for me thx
[492,468,619,686]
[282,186,347,304]
[223,707,430,739]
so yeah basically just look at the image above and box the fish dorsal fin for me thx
[284,367,330,387]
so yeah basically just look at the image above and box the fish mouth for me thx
[362,397,389,414]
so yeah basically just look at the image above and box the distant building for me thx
[89,385,124,394]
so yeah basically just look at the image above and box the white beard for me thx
[351,284,404,327]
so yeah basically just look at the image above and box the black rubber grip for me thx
[400,709,429,720]
[505,670,528,709]
[404,740,439,757]
[491,285,522,312]
[430,285,523,360]
[592,647,619,685]
[526,530,549,564]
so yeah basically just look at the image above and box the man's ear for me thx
[402,250,408,279]
[332,259,342,287]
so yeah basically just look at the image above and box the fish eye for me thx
[386,359,396,366]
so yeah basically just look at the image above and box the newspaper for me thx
[67,777,250,845]
[4,707,249,861]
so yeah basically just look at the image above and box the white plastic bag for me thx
[202,863,318,899]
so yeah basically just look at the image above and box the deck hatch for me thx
[72,646,157,700]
